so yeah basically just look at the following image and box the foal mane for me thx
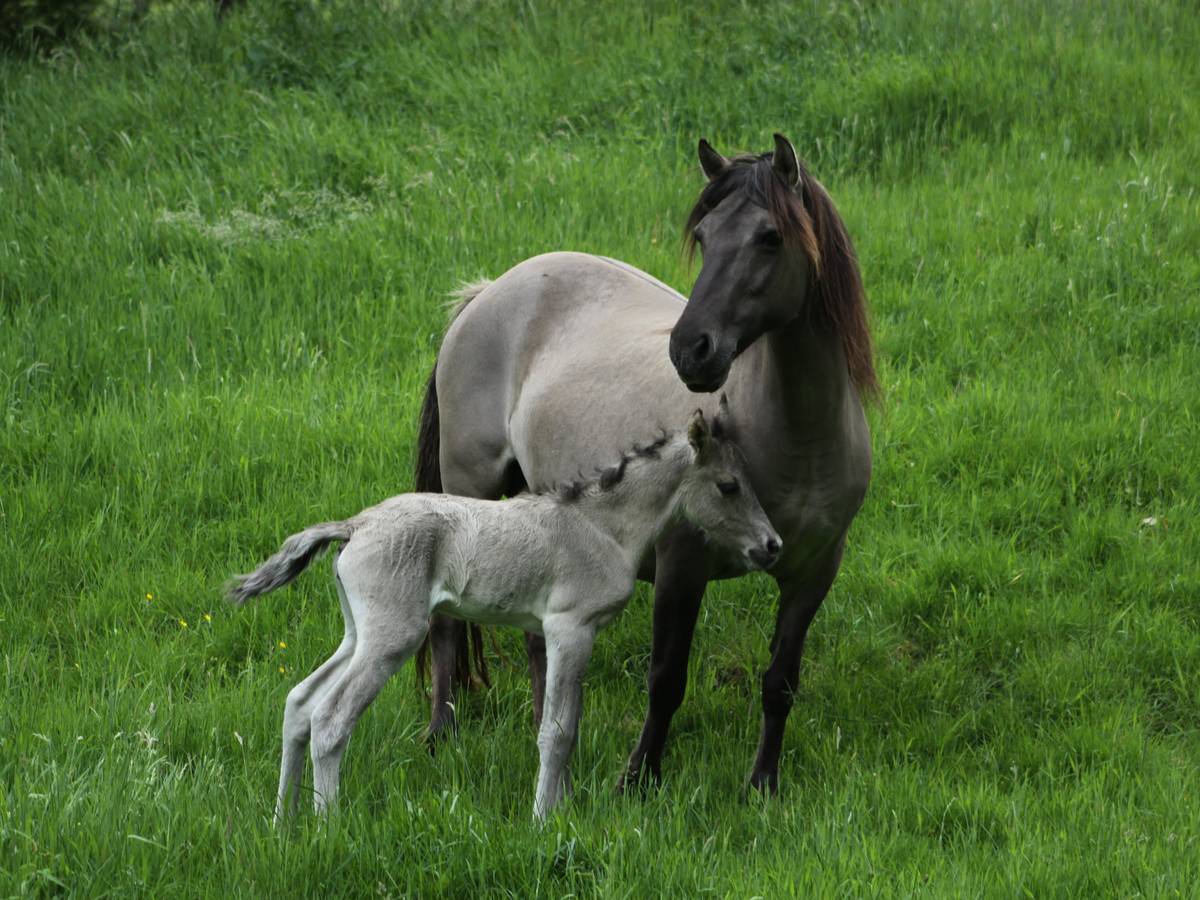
[554,432,673,504]
[683,153,880,402]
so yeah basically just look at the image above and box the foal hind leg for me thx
[310,552,428,814]
[309,633,421,814]
[276,551,357,824]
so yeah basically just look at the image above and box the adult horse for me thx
[415,134,877,793]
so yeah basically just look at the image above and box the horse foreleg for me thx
[747,539,845,794]
[617,530,708,793]
[533,617,595,820]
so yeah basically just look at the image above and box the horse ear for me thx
[698,138,730,181]
[771,133,802,192]
[687,409,711,456]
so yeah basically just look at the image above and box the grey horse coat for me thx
[423,136,876,793]
[228,411,779,820]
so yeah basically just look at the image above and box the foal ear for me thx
[698,138,730,181]
[771,133,802,192]
[687,409,711,456]
[711,393,732,440]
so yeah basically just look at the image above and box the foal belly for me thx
[430,583,546,634]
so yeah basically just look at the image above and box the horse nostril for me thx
[765,537,780,555]
[692,333,713,364]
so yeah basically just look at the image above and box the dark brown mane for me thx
[684,154,880,402]
[554,433,671,503]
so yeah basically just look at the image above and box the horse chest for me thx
[759,463,866,569]
[770,491,846,553]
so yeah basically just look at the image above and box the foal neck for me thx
[568,436,693,558]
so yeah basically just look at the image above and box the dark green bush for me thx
[0,0,107,51]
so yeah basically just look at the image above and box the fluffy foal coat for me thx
[227,408,780,820]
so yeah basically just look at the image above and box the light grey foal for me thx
[226,403,780,821]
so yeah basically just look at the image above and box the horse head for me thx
[669,134,877,400]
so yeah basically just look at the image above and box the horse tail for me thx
[413,279,492,496]
[414,364,443,494]
[414,279,494,693]
[224,521,353,605]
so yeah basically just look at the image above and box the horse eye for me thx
[758,230,782,249]
[717,480,740,496]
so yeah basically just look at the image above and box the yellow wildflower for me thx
[278,641,287,650]
[179,619,188,629]
[203,613,213,623]
[145,593,154,602]
[278,665,286,674]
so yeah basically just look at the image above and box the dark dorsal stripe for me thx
[555,433,671,504]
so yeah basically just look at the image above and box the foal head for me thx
[669,133,877,399]
[677,399,781,570]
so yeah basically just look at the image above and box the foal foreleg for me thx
[533,617,595,820]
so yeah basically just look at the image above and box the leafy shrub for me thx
[0,0,105,52]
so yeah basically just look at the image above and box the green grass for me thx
[2,0,1199,895]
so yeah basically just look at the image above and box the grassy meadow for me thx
[2,0,1199,895]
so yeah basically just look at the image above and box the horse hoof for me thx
[615,764,661,796]
[746,769,780,797]
[422,717,457,754]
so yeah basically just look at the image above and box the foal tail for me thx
[224,521,353,605]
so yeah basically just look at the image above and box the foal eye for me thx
[757,230,782,249]
[717,480,740,496]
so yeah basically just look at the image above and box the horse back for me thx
[436,252,715,494]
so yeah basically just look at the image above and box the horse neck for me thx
[572,439,692,558]
[732,312,855,427]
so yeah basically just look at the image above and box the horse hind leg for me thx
[424,614,468,745]
[275,551,357,825]
[425,455,527,745]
